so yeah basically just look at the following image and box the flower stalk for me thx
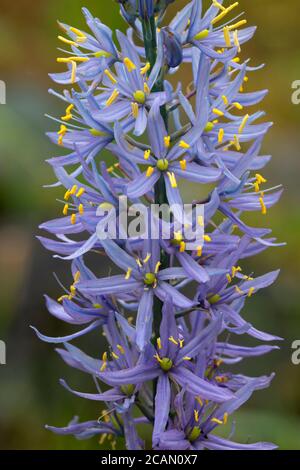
[36,0,283,451]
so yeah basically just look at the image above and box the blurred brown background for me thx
[0,0,299,449]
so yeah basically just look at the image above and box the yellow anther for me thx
[212,0,226,11]
[196,396,203,407]
[211,417,223,425]
[227,19,247,31]
[222,95,229,106]
[70,27,86,39]
[226,274,232,283]
[112,352,119,360]
[146,166,155,178]
[197,246,203,257]
[100,352,108,372]
[167,172,178,188]
[211,2,239,25]
[179,241,186,253]
[131,102,139,119]
[58,124,67,145]
[164,136,171,148]
[124,57,136,72]
[71,60,77,84]
[235,285,244,295]
[71,214,77,225]
[256,173,267,184]
[157,338,162,350]
[93,50,111,59]
[90,128,107,137]
[212,108,224,117]
[76,187,85,198]
[232,101,243,110]
[223,413,229,425]
[233,134,241,151]
[212,119,219,124]
[179,140,190,149]
[169,336,179,346]
[155,262,161,274]
[233,29,241,52]
[58,35,77,46]
[183,356,192,361]
[63,204,69,216]
[259,195,267,215]
[218,128,224,144]
[194,29,209,41]
[180,159,187,170]
[179,339,184,348]
[203,234,212,242]
[104,69,117,84]
[144,82,150,94]
[64,189,71,201]
[70,284,76,296]
[140,62,151,75]
[93,303,103,309]
[232,266,242,277]
[57,295,69,303]
[244,76,249,83]
[78,204,84,215]
[106,89,120,107]
[223,26,231,47]
[143,253,152,264]
[70,185,78,195]
[116,345,125,355]
[248,287,255,297]
[125,268,132,280]
[194,410,200,423]
[74,271,81,283]
[61,104,74,122]
[239,114,249,134]
[136,258,143,268]
[142,150,150,162]
[232,57,240,63]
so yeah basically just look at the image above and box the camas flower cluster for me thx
[36,0,283,450]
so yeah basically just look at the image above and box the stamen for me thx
[218,128,224,144]
[167,172,178,188]
[106,89,119,107]
[203,234,212,242]
[71,214,77,225]
[233,29,241,52]
[180,159,187,170]
[179,140,190,149]
[78,204,84,215]
[211,417,223,425]
[248,287,255,297]
[104,69,117,84]
[223,26,231,47]
[131,102,139,119]
[111,352,119,360]
[76,187,85,198]
[222,95,228,106]
[144,149,151,160]
[194,410,199,423]
[169,336,179,346]
[211,2,239,25]
[140,62,150,75]
[63,204,69,216]
[124,57,136,72]
[259,194,267,215]
[146,166,154,178]
[227,20,247,31]
[58,35,77,46]
[164,136,171,148]
[157,338,162,350]
[125,268,132,280]
[212,108,224,117]
[194,29,209,41]
[239,114,249,134]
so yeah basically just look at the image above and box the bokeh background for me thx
[0,0,299,450]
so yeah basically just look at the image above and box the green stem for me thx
[141,14,170,412]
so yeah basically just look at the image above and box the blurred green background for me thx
[0,0,299,450]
